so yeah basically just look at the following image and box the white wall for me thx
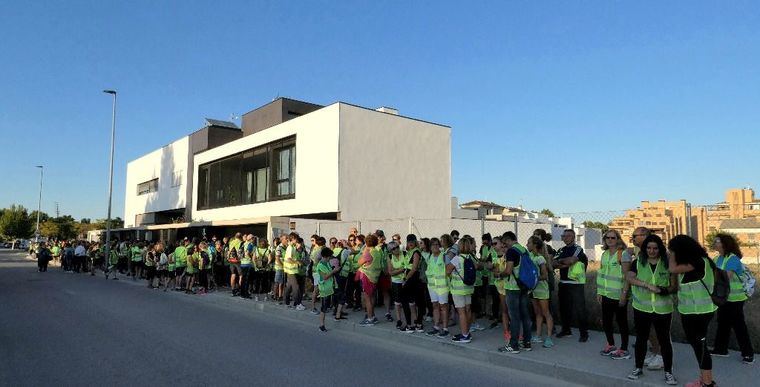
[337,104,451,221]
[191,104,340,222]
[124,137,190,227]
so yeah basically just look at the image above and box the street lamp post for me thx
[35,165,43,243]
[103,89,117,272]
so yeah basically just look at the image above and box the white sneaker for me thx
[647,354,664,370]
[471,322,485,331]
[254,296,260,302]
[295,304,306,311]
[643,352,655,366]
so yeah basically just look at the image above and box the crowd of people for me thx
[33,226,755,387]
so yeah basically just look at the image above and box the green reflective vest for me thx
[359,248,383,283]
[130,246,143,262]
[350,245,363,273]
[677,258,718,315]
[283,245,300,275]
[240,242,253,265]
[504,244,527,291]
[174,246,187,267]
[597,249,625,300]
[631,259,674,314]
[316,260,335,297]
[338,249,351,278]
[716,254,748,302]
[274,245,284,271]
[450,254,475,295]
[480,246,497,284]
[255,247,270,270]
[390,254,406,282]
[530,252,550,299]
[426,252,448,294]
[568,261,586,284]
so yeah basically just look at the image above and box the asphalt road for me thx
[0,250,580,386]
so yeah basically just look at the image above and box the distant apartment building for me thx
[609,188,760,259]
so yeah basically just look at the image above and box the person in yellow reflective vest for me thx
[283,233,306,310]
[668,235,717,387]
[273,235,288,302]
[528,235,554,349]
[625,235,678,385]
[358,234,383,326]
[316,246,337,332]
[597,229,632,360]
[553,229,589,342]
[446,235,476,344]
[709,233,754,364]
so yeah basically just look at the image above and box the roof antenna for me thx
[273,93,279,102]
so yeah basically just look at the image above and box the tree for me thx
[29,210,50,225]
[0,205,33,240]
[80,218,91,224]
[539,209,555,218]
[582,220,609,233]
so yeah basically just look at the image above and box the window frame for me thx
[136,178,158,196]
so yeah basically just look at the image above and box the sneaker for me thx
[600,344,617,356]
[415,325,425,333]
[531,336,544,344]
[579,334,589,343]
[295,304,306,311]
[471,322,485,332]
[627,368,643,380]
[310,308,319,315]
[402,326,415,333]
[254,296,260,302]
[319,325,327,332]
[424,315,432,322]
[370,317,379,325]
[743,356,755,364]
[452,334,472,343]
[396,320,403,330]
[556,331,573,338]
[359,319,373,327]
[709,349,729,357]
[643,352,655,366]
[611,349,631,360]
[647,354,664,370]
[489,321,499,329]
[385,313,393,322]
[543,338,554,348]
[437,329,450,338]
[426,328,440,336]
[664,372,678,385]
[498,344,520,354]
[521,342,533,352]
[333,316,341,322]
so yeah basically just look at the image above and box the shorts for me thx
[229,263,242,276]
[320,296,333,313]
[132,260,143,269]
[359,272,377,296]
[175,267,186,277]
[274,270,285,284]
[452,294,472,309]
[391,282,404,304]
[428,287,449,304]
[378,274,391,292]
[158,269,169,278]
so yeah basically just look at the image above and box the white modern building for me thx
[119,98,451,242]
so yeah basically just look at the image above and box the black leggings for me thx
[681,312,714,370]
[713,300,754,357]
[633,310,673,372]
[601,296,629,350]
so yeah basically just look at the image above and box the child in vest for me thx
[316,247,337,332]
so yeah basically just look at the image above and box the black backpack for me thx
[701,259,730,307]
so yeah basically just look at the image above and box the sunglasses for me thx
[605,236,618,240]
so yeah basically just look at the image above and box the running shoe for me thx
[396,320,403,330]
[426,328,440,336]
[415,325,425,333]
[470,322,485,332]
[452,334,472,343]
[370,317,379,325]
[319,325,327,332]
[520,342,532,352]
[643,352,655,366]
[295,304,306,311]
[647,354,664,370]
[600,344,617,356]
[579,334,589,343]
[543,337,554,348]
[497,345,520,354]
[531,336,544,344]
[664,372,678,385]
[437,329,450,338]
[627,368,643,380]
[743,356,755,364]
[385,313,393,322]
[310,308,319,315]
[359,319,373,327]
[709,349,729,357]
[402,326,415,333]
[610,349,630,360]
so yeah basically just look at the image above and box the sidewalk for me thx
[36,257,758,386]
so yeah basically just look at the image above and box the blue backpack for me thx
[515,247,540,291]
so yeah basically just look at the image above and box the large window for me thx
[137,178,158,195]
[197,136,295,210]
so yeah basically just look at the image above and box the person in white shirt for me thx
[74,242,87,273]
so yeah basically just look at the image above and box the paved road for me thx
[0,250,579,386]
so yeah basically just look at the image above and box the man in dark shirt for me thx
[553,229,589,342]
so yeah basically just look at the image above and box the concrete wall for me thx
[241,98,323,137]
[124,137,190,227]
[337,104,451,221]
[192,104,341,222]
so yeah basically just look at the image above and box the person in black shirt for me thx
[553,229,589,342]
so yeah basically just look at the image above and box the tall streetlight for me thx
[35,165,43,242]
[103,89,117,271]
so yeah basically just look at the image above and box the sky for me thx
[1,1,759,221]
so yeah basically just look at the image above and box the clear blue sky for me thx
[1,1,759,220]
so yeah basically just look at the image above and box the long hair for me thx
[715,233,743,258]
[602,229,627,251]
[638,234,667,262]
[668,235,707,266]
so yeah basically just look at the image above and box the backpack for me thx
[459,255,477,286]
[200,251,210,268]
[739,264,756,297]
[516,248,540,291]
[701,259,730,307]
